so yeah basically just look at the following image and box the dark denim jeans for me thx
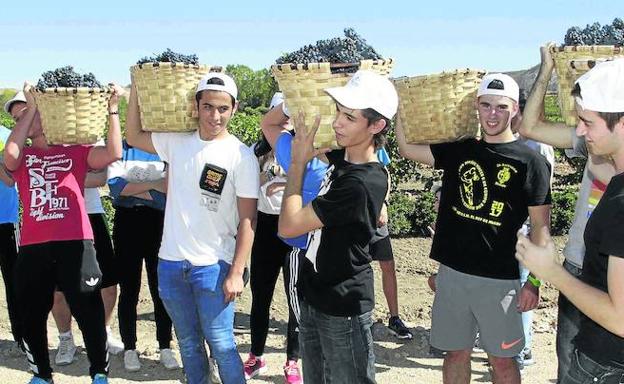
[299,300,376,384]
[158,259,244,384]
[557,260,583,383]
[560,349,624,384]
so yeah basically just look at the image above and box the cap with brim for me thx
[477,73,519,103]
[196,72,238,102]
[575,58,624,113]
[4,91,27,114]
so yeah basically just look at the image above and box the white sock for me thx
[59,331,72,338]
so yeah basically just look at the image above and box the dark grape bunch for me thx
[276,28,383,69]
[36,66,103,91]
[564,18,624,46]
[136,48,199,65]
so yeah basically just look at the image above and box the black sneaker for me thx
[387,316,413,340]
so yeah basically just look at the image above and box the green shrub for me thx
[551,185,579,235]
[412,190,436,234]
[101,195,115,235]
[388,192,416,236]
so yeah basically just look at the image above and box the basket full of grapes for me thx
[34,66,110,144]
[551,18,624,126]
[130,49,223,132]
[394,69,485,144]
[271,29,393,148]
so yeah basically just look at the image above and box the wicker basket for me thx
[551,45,624,126]
[271,59,394,148]
[394,69,485,144]
[33,87,111,145]
[130,62,223,132]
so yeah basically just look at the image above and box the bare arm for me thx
[4,83,36,171]
[260,102,290,149]
[0,161,14,187]
[516,228,624,337]
[125,83,156,154]
[222,197,257,302]
[395,115,434,166]
[87,84,124,169]
[85,170,107,188]
[518,44,574,148]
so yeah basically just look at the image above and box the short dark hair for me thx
[571,83,624,130]
[361,108,391,150]
[195,77,236,107]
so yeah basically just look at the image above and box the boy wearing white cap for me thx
[516,57,624,383]
[396,73,552,383]
[126,72,259,384]
[518,44,617,382]
[278,70,397,383]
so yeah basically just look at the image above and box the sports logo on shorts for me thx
[85,277,100,287]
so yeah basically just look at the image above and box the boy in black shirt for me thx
[517,58,624,383]
[396,73,552,384]
[278,70,398,384]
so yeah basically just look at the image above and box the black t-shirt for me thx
[575,172,624,366]
[300,149,388,316]
[430,139,551,279]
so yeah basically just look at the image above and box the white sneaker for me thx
[106,329,124,355]
[55,334,76,366]
[159,348,180,370]
[123,349,141,372]
[208,357,221,384]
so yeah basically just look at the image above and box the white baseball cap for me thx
[269,92,284,109]
[575,58,624,113]
[477,73,519,103]
[196,72,238,102]
[4,91,27,114]
[324,70,398,119]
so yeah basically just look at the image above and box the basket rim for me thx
[130,62,218,71]
[393,68,486,82]
[271,58,393,71]
[550,45,624,53]
[33,87,111,94]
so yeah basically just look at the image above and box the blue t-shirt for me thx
[274,131,390,248]
[0,126,19,224]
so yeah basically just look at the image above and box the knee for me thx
[445,349,472,364]
[488,355,517,372]
[101,286,117,300]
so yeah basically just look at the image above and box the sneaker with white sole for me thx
[208,357,221,384]
[55,334,76,366]
[388,316,413,340]
[284,360,303,384]
[159,348,181,370]
[243,353,267,380]
[91,373,109,384]
[106,328,124,355]
[123,349,141,372]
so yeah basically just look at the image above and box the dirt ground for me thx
[0,236,564,383]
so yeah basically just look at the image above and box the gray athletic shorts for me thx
[430,264,524,358]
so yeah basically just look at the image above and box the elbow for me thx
[277,218,297,239]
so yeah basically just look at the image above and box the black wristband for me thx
[109,110,119,115]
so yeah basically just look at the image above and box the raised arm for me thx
[518,44,574,149]
[260,102,290,149]
[3,83,37,172]
[394,115,434,166]
[125,83,157,154]
[87,84,124,169]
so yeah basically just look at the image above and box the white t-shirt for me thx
[84,188,104,214]
[153,131,259,265]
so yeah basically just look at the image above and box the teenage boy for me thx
[517,44,616,382]
[278,70,398,383]
[396,73,552,384]
[516,58,624,384]
[4,83,123,384]
[126,72,258,384]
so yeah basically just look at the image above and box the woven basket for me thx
[34,87,111,145]
[130,62,223,132]
[551,45,624,126]
[394,69,485,144]
[271,59,394,148]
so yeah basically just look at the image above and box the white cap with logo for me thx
[196,72,238,102]
[3,91,27,114]
[477,73,519,103]
[324,70,398,119]
[575,58,624,113]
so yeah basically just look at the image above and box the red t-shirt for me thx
[13,145,93,246]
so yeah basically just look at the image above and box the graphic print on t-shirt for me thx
[25,153,74,222]
[586,178,607,218]
[305,164,334,270]
[199,163,228,212]
[454,159,517,227]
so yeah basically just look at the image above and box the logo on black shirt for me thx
[458,161,488,210]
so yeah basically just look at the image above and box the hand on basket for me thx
[108,83,125,110]
[22,82,37,109]
[540,42,557,73]
[291,110,331,166]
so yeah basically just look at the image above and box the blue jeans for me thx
[560,349,624,384]
[158,259,244,384]
[557,260,583,383]
[299,300,376,384]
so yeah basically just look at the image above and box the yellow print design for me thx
[458,160,488,210]
[495,163,517,188]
